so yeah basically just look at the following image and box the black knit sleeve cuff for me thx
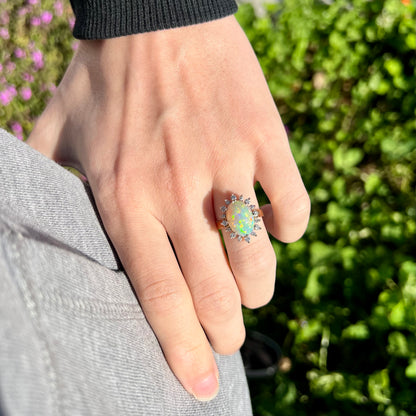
[69,0,238,40]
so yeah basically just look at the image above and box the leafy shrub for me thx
[237,0,416,415]
[1,0,415,415]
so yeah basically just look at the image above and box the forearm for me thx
[69,0,237,39]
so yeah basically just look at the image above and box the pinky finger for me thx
[256,136,310,243]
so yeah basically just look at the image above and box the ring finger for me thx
[167,189,246,355]
[213,177,277,309]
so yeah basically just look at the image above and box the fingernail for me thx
[191,373,219,402]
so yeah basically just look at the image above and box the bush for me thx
[0,0,75,139]
[237,1,416,415]
[1,1,415,415]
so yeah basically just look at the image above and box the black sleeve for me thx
[69,0,238,40]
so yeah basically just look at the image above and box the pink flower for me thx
[54,1,63,16]
[68,16,75,30]
[0,27,9,39]
[6,85,17,98]
[14,48,26,59]
[6,62,16,73]
[11,122,24,140]
[32,50,44,69]
[20,86,32,101]
[18,7,29,16]
[27,0,39,4]
[47,83,57,93]
[30,16,41,26]
[0,10,9,25]
[0,90,12,106]
[0,63,2,73]
[11,122,23,133]
[22,72,34,82]
[41,11,53,24]
[0,91,10,105]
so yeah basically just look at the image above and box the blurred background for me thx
[0,0,415,415]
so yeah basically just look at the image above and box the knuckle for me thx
[275,191,311,243]
[212,326,246,355]
[112,171,142,207]
[285,191,311,225]
[242,286,274,310]
[234,243,277,280]
[171,340,208,365]
[232,244,276,309]
[240,115,277,151]
[140,278,184,314]
[93,168,140,224]
[195,286,240,323]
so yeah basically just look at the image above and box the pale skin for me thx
[27,15,310,401]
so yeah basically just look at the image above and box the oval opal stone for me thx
[226,200,254,237]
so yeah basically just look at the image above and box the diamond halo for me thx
[217,194,263,243]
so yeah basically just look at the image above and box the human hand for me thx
[27,15,310,401]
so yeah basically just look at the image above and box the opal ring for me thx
[217,194,263,243]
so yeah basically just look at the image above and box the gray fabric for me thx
[0,128,252,416]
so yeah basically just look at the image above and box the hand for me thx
[27,15,310,401]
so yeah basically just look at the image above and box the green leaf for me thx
[384,58,403,77]
[308,371,344,396]
[304,267,325,302]
[364,173,382,195]
[405,359,416,380]
[310,241,337,266]
[368,369,391,405]
[341,246,357,270]
[406,33,416,50]
[342,322,370,340]
[296,318,323,342]
[333,147,364,172]
[387,331,409,357]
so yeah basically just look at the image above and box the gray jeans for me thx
[0,128,252,416]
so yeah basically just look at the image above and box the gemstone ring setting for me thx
[217,194,263,243]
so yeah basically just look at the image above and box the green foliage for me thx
[238,0,416,415]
